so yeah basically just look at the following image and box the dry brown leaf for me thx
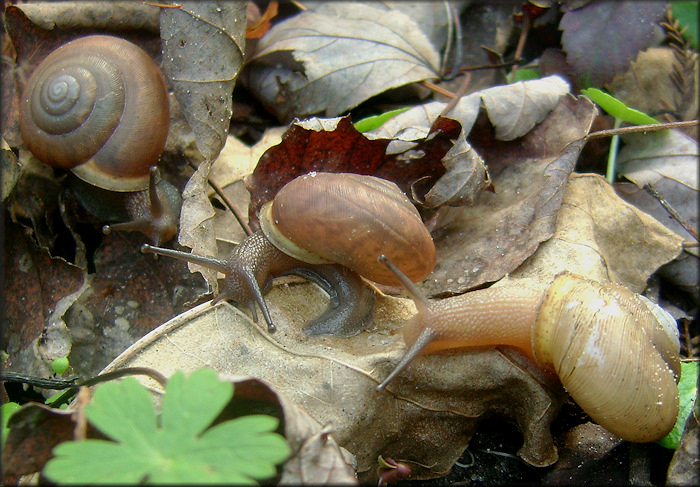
[160,1,247,162]
[423,94,597,296]
[507,173,684,292]
[616,129,698,241]
[247,2,440,120]
[615,128,698,295]
[609,47,699,121]
[2,218,84,376]
[102,293,565,482]
[5,2,159,33]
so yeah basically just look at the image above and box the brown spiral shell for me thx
[260,172,436,286]
[18,35,169,191]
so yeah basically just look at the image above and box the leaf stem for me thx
[606,118,623,183]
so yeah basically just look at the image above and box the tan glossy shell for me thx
[260,172,436,286]
[533,273,680,442]
[19,35,169,191]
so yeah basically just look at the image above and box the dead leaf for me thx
[5,2,159,33]
[560,1,666,87]
[541,423,625,485]
[508,173,684,293]
[284,425,358,484]
[5,157,63,251]
[65,231,208,377]
[101,294,565,481]
[246,116,463,225]
[479,75,571,140]
[372,76,570,207]
[609,47,699,121]
[160,1,247,161]
[1,402,97,479]
[214,376,358,484]
[422,94,597,296]
[248,2,440,119]
[615,128,698,295]
[2,218,84,369]
[246,117,391,222]
[1,138,22,201]
[666,409,699,486]
[616,129,698,242]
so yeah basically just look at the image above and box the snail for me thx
[375,255,681,443]
[142,172,437,336]
[18,35,179,245]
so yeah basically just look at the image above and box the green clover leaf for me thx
[44,368,291,484]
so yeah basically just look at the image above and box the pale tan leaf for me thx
[249,2,440,118]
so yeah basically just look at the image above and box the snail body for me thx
[18,35,179,245]
[377,256,680,443]
[142,172,436,336]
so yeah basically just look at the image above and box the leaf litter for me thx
[2,1,697,484]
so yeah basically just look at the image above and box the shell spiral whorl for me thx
[19,35,170,192]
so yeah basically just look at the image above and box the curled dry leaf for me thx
[5,2,160,33]
[160,1,247,161]
[247,2,440,120]
[245,116,464,225]
[373,76,570,207]
[423,94,597,296]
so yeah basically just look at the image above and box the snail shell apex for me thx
[260,172,436,286]
[534,273,680,442]
[19,35,170,192]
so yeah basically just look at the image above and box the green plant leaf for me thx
[657,361,699,449]
[509,67,541,83]
[160,368,233,439]
[1,402,21,447]
[52,357,70,375]
[43,369,290,484]
[581,88,659,125]
[354,107,409,132]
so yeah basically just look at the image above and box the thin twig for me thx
[585,120,699,140]
[459,58,524,73]
[188,161,252,236]
[421,80,456,98]
[644,183,698,241]
[510,9,531,79]
[0,372,79,390]
[48,367,169,407]
[440,72,472,117]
